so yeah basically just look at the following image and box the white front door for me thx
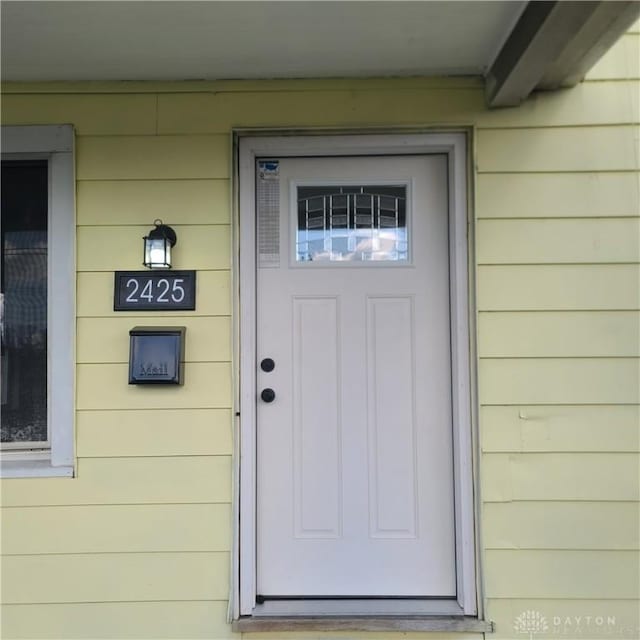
[255,154,456,598]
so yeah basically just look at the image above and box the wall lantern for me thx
[143,219,177,269]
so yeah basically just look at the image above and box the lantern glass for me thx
[144,237,171,269]
[143,220,176,269]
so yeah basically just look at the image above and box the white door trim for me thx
[234,132,477,619]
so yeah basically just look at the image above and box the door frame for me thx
[233,131,479,620]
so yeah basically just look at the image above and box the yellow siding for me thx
[77,225,231,271]
[475,80,640,127]
[76,409,233,457]
[77,179,230,225]
[1,457,231,506]
[482,453,639,501]
[585,33,640,80]
[476,172,640,218]
[1,602,233,640]
[481,405,640,452]
[477,218,640,264]
[0,93,157,135]
[78,316,231,363]
[76,134,230,179]
[2,503,231,554]
[478,311,640,357]
[77,363,232,410]
[479,358,640,404]
[488,599,639,640]
[2,552,229,602]
[155,80,639,133]
[156,88,486,133]
[477,264,640,310]
[484,550,639,599]
[2,21,639,640]
[483,502,640,550]
[476,126,640,172]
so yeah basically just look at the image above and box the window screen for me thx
[1,161,48,445]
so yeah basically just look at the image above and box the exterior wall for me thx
[1,23,638,640]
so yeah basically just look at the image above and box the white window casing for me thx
[1,124,75,478]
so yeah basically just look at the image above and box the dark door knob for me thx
[260,358,275,372]
[261,388,276,403]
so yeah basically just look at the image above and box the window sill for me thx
[1,459,74,478]
[232,616,494,633]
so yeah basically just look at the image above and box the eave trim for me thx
[486,0,640,107]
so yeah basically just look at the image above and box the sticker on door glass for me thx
[257,160,280,267]
[258,160,279,181]
[296,185,408,262]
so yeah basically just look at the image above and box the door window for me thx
[295,185,408,262]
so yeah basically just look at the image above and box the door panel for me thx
[256,155,455,597]
[293,296,342,538]
[367,295,417,538]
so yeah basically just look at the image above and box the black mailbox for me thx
[129,326,186,385]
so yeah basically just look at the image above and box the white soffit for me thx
[1,1,526,82]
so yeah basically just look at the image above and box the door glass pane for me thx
[296,185,407,262]
[1,161,48,445]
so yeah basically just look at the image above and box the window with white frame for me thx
[1,125,75,477]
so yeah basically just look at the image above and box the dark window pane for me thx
[1,161,48,444]
[297,185,407,262]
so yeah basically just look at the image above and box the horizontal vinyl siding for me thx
[2,552,230,603]
[1,504,231,554]
[77,316,231,363]
[77,225,230,271]
[75,409,233,457]
[477,218,640,264]
[480,405,640,452]
[76,135,230,180]
[487,600,638,640]
[475,26,639,637]
[477,264,640,310]
[478,312,640,357]
[482,453,639,502]
[585,32,640,80]
[479,358,639,405]
[2,99,235,637]
[0,602,234,640]
[476,126,639,173]
[476,172,640,218]
[1,25,638,640]
[76,363,232,410]
[77,179,230,225]
[483,502,640,550]
[1,457,232,507]
[484,550,640,599]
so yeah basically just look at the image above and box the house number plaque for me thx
[114,271,196,311]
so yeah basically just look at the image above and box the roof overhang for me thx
[486,0,640,106]
[1,1,638,108]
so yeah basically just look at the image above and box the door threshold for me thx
[233,615,494,633]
